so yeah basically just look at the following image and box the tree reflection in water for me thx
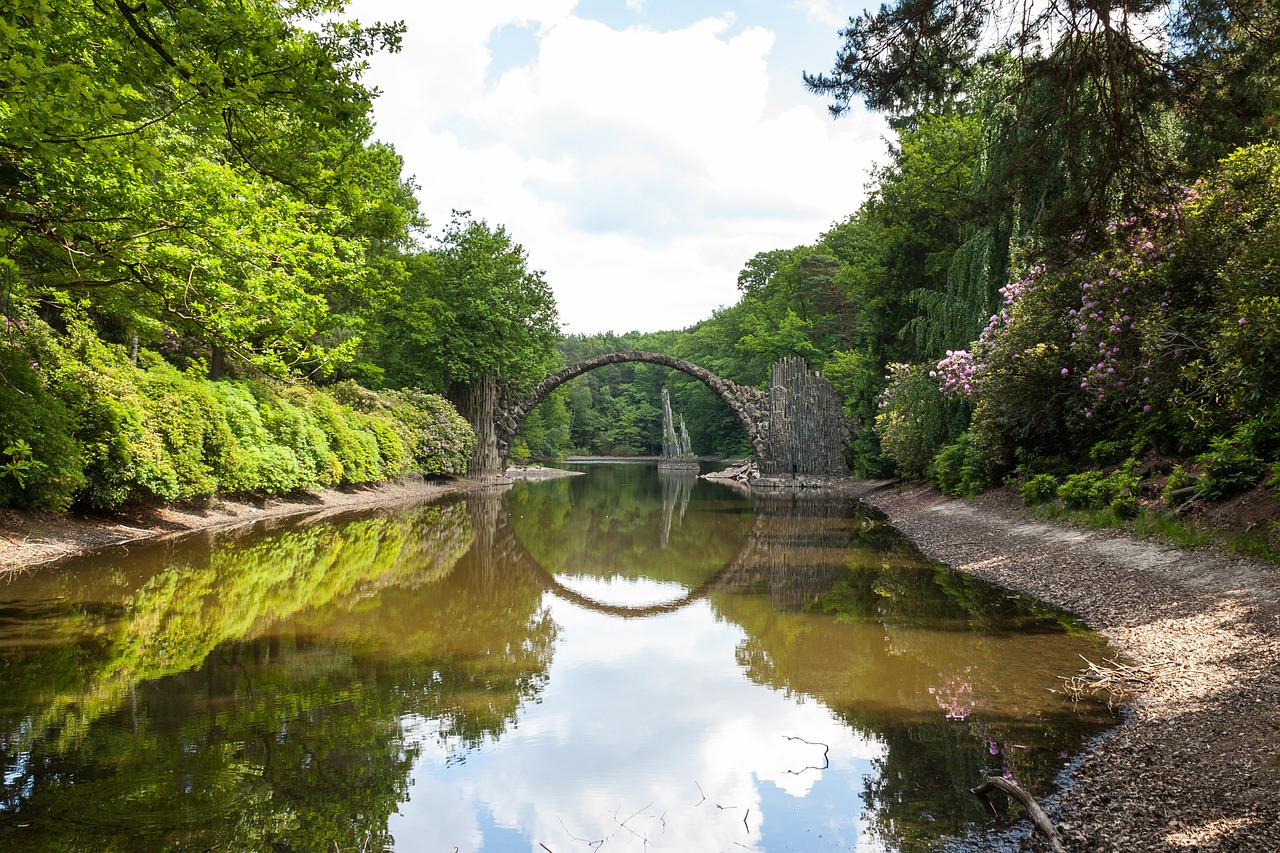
[0,499,556,852]
[713,498,1117,850]
[0,470,1121,852]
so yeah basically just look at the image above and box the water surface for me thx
[0,463,1119,851]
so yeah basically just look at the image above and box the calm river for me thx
[0,463,1119,852]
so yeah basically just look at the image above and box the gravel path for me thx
[847,481,1280,852]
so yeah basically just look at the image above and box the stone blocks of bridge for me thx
[462,352,850,483]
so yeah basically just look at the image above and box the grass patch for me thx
[1224,527,1280,562]
[1132,509,1215,549]
[1034,501,1224,550]
[1031,498,1280,564]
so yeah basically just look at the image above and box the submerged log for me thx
[972,776,1068,853]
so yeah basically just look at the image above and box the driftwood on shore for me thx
[972,776,1068,853]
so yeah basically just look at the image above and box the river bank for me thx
[845,479,1280,852]
[0,466,579,574]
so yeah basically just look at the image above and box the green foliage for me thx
[1089,441,1125,466]
[516,386,571,461]
[875,363,959,479]
[1057,472,1110,510]
[1163,465,1194,506]
[1,0,417,377]
[369,215,560,394]
[302,392,382,485]
[0,320,475,510]
[331,382,475,477]
[1196,436,1266,502]
[928,430,989,497]
[1057,463,1141,517]
[1021,474,1059,506]
[256,390,342,490]
[210,382,306,494]
[136,362,236,500]
[5,0,1278,508]
[0,354,83,511]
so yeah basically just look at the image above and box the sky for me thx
[341,1,889,335]
[389,582,889,851]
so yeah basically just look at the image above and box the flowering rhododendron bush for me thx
[875,362,968,480]
[877,143,1280,488]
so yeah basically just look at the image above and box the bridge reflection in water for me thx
[473,465,1121,848]
[469,474,862,620]
[0,465,1123,853]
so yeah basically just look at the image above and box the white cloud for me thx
[389,596,887,851]
[344,1,890,333]
[788,0,847,28]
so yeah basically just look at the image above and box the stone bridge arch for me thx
[493,350,769,470]
[459,352,849,481]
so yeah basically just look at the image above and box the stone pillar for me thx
[758,357,849,480]
[454,376,509,480]
[659,386,698,470]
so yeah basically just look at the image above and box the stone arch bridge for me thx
[458,351,850,482]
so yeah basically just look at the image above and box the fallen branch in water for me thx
[1058,655,1207,707]
[782,735,830,774]
[972,776,1067,853]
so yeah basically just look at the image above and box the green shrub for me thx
[364,414,410,477]
[1196,427,1267,501]
[1021,473,1060,506]
[875,363,959,479]
[257,390,340,490]
[1058,471,1110,509]
[343,408,384,484]
[929,430,990,496]
[1110,491,1139,519]
[1009,449,1075,482]
[48,334,179,508]
[0,352,84,511]
[384,388,475,476]
[135,362,235,501]
[1089,440,1125,465]
[60,365,156,507]
[1106,466,1142,518]
[1163,464,1195,506]
[1057,462,1141,515]
[304,393,381,485]
[209,382,306,494]
[326,380,417,478]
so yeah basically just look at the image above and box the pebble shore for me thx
[846,480,1280,852]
